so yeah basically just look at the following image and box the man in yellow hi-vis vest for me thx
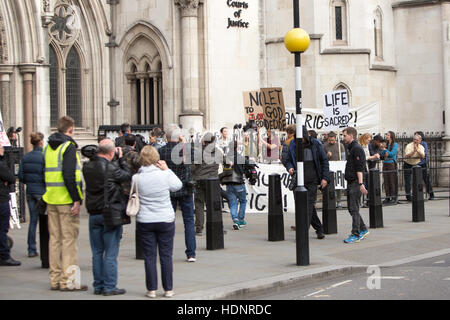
[43,116,87,291]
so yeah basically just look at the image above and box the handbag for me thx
[126,174,140,217]
[103,164,130,228]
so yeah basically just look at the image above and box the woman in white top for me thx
[134,146,182,298]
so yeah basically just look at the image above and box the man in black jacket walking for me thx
[82,139,131,296]
[0,145,21,266]
[342,127,369,244]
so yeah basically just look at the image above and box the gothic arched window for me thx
[65,46,82,126]
[49,46,59,127]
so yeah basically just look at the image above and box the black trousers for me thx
[293,183,324,234]
[0,201,11,260]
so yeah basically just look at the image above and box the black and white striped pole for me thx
[284,0,311,266]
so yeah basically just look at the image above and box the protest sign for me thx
[260,87,286,131]
[243,88,286,131]
[323,90,350,130]
[243,90,265,128]
[0,110,11,147]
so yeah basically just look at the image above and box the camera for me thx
[81,145,99,160]
[289,171,297,191]
[185,180,197,195]
[244,162,259,186]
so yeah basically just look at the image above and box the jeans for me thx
[347,182,367,236]
[194,183,206,233]
[137,222,175,291]
[403,163,413,199]
[226,184,247,223]
[89,214,123,293]
[0,202,11,260]
[26,193,41,255]
[171,195,196,258]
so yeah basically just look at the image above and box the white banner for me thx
[0,109,11,147]
[285,102,381,134]
[243,162,347,213]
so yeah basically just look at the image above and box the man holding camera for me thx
[159,125,196,262]
[284,126,329,240]
[82,139,131,296]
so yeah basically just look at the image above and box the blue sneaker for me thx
[238,220,247,227]
[233,221,240,230]
[344,234,361,244]
[359,229,370,240]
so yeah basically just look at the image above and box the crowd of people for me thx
[0,116,436,297]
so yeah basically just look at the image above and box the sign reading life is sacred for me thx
[323,90,350,130]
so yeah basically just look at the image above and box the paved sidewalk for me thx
[0,197,449,300]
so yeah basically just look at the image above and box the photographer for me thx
[82,139,131,296]
[159,124,196,263]
[284,126,329,240]
[221,140,251,231]
[191,132,222,236]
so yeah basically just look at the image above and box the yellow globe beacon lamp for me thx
[285,1,310,267]
[284,28,310,53]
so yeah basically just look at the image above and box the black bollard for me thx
[268,174,284,241]
[205,178,224,250]
[135,221,144,260]
[412,166,425,222]
[322,172,337,234]
[294,187,309,266]
[369,168,384,228]
[38,213,49,268]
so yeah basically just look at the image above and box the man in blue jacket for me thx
[18,132,45,257]
[285,126,330,239]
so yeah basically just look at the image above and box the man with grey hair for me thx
[82,138,131,296]
[159,125,197,262]
[403,134,425,201]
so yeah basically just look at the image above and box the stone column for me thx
[136,72,148,125]
[0,65,13,130]
[107,0,120,124]
[153,75,159,124]
[176,0,203,133]
[441,2,450,186]
[19,65,36,153]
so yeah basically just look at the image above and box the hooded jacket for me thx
[286,136,330,184]
[46,132,82,203]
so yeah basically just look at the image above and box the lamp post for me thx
[284,0,311,266]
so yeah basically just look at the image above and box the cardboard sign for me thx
[243,88,286,131]
[243,90,265,128]
[323,90,350,130]
[260,87,286,131]
[0,110,11,147]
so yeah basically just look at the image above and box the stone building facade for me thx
[0,0,449,158]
